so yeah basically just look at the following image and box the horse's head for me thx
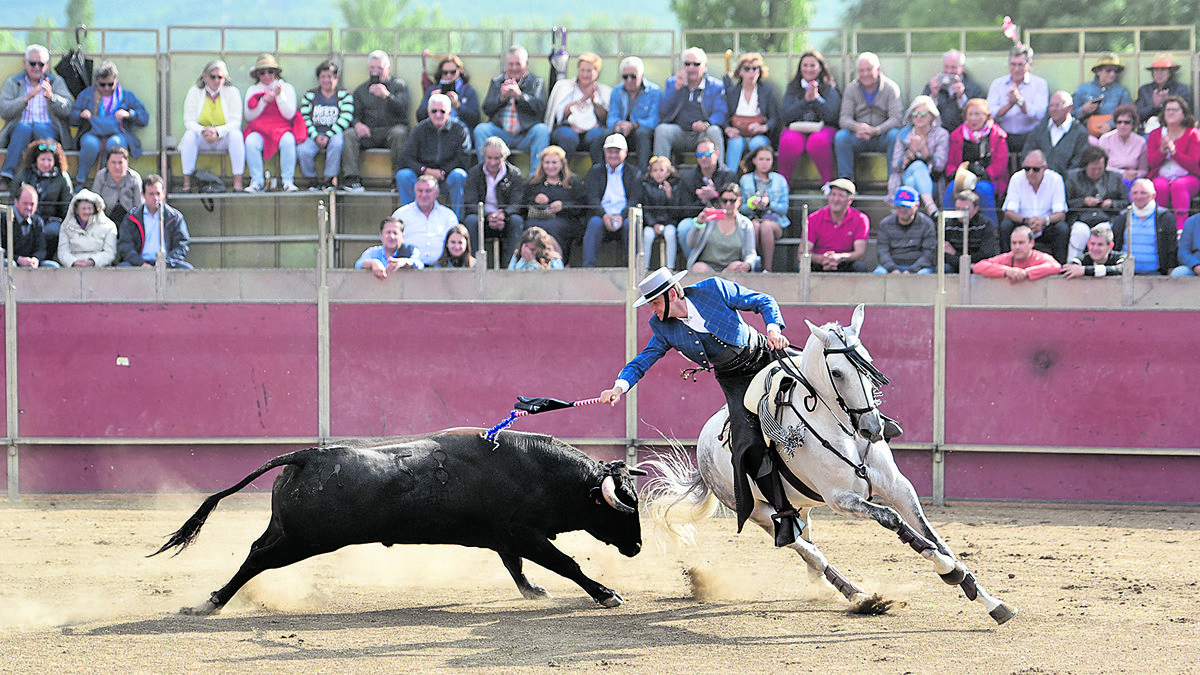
[803,304,890,443]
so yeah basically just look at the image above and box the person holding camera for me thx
[1136,54,1192,131]
[340,50,410,193]
[922,50,985,133]
[1072,54,1132,138]
[416,54,479,131]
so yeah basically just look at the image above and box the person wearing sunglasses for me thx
[1000,149,1069,262]
[396,93,470,218]
[685,182,756,273]
[722,52,779,173]
[607,56,660,166]
[179,59,245,192]
[243,54,301,192]
[545,52,612,166]
[10,138,73,254]
[1135,53,1192,129]
[0,44,73,192]
[653,47,726,162]
[675,137,735,261]
[68,60,149,189]
[1072,54,1132,138]
[1097,103,1148,188]
[416,54,479,131]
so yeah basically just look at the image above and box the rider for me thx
[600,268,803,547]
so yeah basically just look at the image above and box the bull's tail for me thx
[641,450,720,548]
[148,450,309,558]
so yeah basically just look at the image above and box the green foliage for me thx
[66,0,95,50]
[670,0,810,53]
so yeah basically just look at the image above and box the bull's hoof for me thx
[990,602,1019,625]
[179,599,220,616]
[939,568,967,585]
[596,591,625,608]
[519,584,551,600]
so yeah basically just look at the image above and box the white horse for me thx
[644,304,1017,625]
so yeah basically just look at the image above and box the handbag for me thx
[1087,114,1114,138]
[730,114,766,136]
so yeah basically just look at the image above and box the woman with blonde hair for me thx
[942,97,1008,227]
[524,145,581,260]
[889,95,949,216]
[179,59,244,192]
[545,53,611,164]
[722,52,780,172]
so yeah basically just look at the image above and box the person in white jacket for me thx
[179,60,244,192]
[57,189,117,267]
[545,53,612,165]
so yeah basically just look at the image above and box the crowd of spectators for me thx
[3,39,1199,279]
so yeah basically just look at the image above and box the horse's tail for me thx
[148,450,309,558]
[641,449,720,547]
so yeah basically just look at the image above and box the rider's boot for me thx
[755,472,803,547]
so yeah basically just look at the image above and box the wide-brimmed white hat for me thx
[633,267,687,307]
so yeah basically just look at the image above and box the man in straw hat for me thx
[599,268,804,547]
[1136,53,1192,129]
[1072,54,1131,137]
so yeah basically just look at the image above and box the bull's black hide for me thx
[151,429,643,614]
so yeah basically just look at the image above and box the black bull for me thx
[151,429,645,613]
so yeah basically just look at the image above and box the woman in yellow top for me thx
[179,60,245,191]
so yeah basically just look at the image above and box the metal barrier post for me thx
[3,204,17,501]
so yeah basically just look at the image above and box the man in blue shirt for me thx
[599,268,801,546]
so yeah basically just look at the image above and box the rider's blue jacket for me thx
[617,277,784,389]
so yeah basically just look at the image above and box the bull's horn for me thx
[600,475,637,514]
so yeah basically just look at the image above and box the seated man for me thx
[987,44,1048,158]
[607,56,661,165]
[355,216,423,278]
[1000,150,1069,262]
[972,225,1061,281]
[340,50,410,192]
[874,187,936,274]
[1061,224,1125,278]
[942,189,1000,273]
[1023,91,1091,177]
[391,175,458,268]
[1064,146,1129,260]
[922,49,986,133]
[117,175,192,269]
[4,183,56,267]
[1172,212,1200,276]
[676,137,735,260]
[835,52,903,182]
[396,93,470,218]
[652,47,726,161]
[0,44,73,191]
[805,178,869,272]
[463,137,524,263]
[1113,178,1178,276]
[1072,54,1132,138]
[582,134,642,268]
[472,45,550,163]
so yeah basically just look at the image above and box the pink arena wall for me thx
[4,302,1197,503]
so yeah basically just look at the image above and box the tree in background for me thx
[670,0,811,54]
[66,0,95,51]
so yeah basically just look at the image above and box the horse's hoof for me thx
[990,602,1018,625]
[940,568,967,585]
[597,591,625,608]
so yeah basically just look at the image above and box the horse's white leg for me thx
[868,454,955,559]
[828,491,1018,625]
[744,501,867,603]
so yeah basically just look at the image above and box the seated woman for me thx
[243,54,302,193]
[523,145,581,262]
[723,52,780,173]
[777,50,840,187]
[416,54,480,131]
[943,98,1008,227]
[508,226,564,270]
[91,146,143,224]
[297,59,353,191]
[890,95,949,217]
[1146,96,1200,230]
[738,146,790,271]
[68,60,149,188]
[10,138,72,254]
[1098,103,1148,189]
[179,59,244,192]
[686,182,756,273]
[545,53,611,165]
[57,189,117,267]
[640,155,681,272]
[1072,54,1132,137]
[433,224,476,268]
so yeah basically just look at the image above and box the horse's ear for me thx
[806,319,831,344]
[850,304,866,336]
